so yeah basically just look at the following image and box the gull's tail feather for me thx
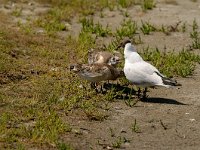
[162,76,181,86]
[155,72,182,87]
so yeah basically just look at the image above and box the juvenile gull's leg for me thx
[90,82,96,89]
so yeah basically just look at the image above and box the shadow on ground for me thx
[141,97,187,105]
[103,83,187,105]
[103,83,137,99]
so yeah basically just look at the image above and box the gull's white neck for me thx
[124,43,143,63]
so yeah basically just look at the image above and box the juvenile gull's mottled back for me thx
[88,48,121,67]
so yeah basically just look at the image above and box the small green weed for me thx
[105,86,117,102]
[36,18,67,35]
[112,136,123,148]
[35,7,72,35]
[190,19,200,49]
[65,32,95,63]
[81,100,108,121]
[31,110,71,144]
[11,8,22,17]
[181,22,187,32]
[109,127,115,137]
[17,21,34,34]
[116,19,137,39]
[142,47,200,77]
[125,93,139,107]
[118,0,134,8]
[106,38,121,52]
[160,24,169,35]
[159,22,182,35]
[57,142,74,150]
[142,0,156,11]
[131,119,141,133]
[122,10,130,17]
[140,21,157,35]
[112,136,129,148]
[134,35,143,44]
[77,32,95,61]
[80,17,111,37]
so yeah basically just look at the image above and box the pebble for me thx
[189,119,196,122]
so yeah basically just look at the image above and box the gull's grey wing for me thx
[125,61,163,86]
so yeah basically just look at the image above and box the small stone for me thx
[59,96,65,102]
[4,5,11,9]
[189,119,196,122]
[124,142,130,147]
[36,29,44,34]
[78,84,84,89]
[28,2,34,6]
[120,129,127,133]
[114,107,121,110]
[106,146,113,150]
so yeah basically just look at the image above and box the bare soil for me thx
[0,0,200,149]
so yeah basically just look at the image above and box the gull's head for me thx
[116,39,131,49]
[108,56,120,66]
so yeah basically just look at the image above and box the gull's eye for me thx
[70,65,74,70]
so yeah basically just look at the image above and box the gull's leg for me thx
[100,83,103,93]
[91,82,101,93]
[142,87,148,99]
[100,83,107,94]
[104,80,109,89]
[93,82,102,93]
[137,87,141,98]
[107,80,110,84]
[90,82,96,89]
[95,82,100,93]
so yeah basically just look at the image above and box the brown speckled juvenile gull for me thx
[70,63,124,90]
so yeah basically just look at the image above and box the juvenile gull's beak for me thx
[69,65,75,71]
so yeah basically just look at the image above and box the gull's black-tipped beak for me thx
[116,39,131,50]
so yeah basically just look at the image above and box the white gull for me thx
[119,39,181,98]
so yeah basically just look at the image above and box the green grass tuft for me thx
[11,8,22,17]
[190,19,200,49]
[31,110,71,144]
[131,119,141,133]
[118,0,134,8]
[80,17,111,37]
[142,47,200,77]
[140,21,157,35]
[112,136,123,148]
[142,0,156,11]
[57,142,74,150]
[116,19,138,39]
